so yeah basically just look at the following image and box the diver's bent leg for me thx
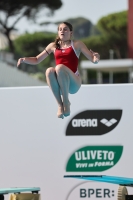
[55,64,82,116]
[45,67,64,118]
[55,65,71,116]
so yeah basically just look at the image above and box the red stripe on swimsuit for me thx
[54,45,79,73]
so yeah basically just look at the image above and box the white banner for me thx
[0,84,133,200]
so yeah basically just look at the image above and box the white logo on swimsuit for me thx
[100,118,117,127]
[62,50,65,53]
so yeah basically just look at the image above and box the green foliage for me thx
[81,11,128,59]
[14,32,55,56]
[82,33,127,59]
[90,25,101,36]
[30,72,46,82]
[97,11,127,37]
[82,35,110,59]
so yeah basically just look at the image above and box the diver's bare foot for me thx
[63,102,71,117]
[57,105,64,119]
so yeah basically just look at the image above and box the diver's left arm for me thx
[77,41,100,64]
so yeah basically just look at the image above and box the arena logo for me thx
[66,145,123,172]
[66,109,122,136]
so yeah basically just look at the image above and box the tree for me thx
[96,11,127,58]
[82,33,127,60]
[0,0,62,53]
[97,11,127,37]
[81,11,128,60]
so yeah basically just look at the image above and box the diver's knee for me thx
[45,67,55,77]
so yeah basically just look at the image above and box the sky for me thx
[9,0,128,34]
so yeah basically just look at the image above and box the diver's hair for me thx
[54,22,73,49]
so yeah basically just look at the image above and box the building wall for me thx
[128,0,133,58]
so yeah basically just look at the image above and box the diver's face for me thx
[58,23,72,41]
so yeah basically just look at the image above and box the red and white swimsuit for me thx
[54,41,80,76]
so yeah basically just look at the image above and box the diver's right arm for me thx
[17,42,55,67]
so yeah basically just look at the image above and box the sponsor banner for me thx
[66,182,117,200]
[66,110,122,136]
[1,85,133,200]
[66,145,123,172]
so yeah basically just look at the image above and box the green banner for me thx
[66,145,123,172]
